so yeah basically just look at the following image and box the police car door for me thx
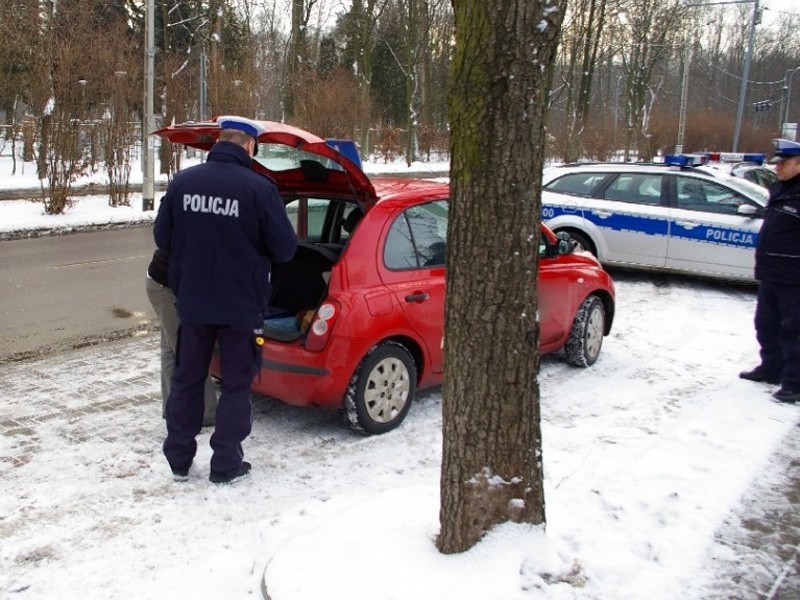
[588,172,669,266]
[665,175,762,279]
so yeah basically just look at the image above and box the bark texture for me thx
[438,0,565,555]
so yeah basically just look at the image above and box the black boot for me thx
[773,388,800,404]
[739,367,780,385]
[209,461,251,484]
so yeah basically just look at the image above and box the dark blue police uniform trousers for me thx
[163,323,258,475]
[755,281,800,390]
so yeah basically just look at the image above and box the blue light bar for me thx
[325,138,362,169]
[664,154,707,167]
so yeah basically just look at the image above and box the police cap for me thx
[216,115,266,140]
[769,138,800,164]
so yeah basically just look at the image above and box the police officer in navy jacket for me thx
[154,115,297,483]
[741,138,800,403]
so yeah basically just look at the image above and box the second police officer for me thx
[740,138,800,404]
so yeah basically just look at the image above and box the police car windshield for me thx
[254,143,344,173]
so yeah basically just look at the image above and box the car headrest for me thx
[300,159,329,182]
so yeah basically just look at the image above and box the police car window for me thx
[603,174,662,205]
[384,200,449,269]
[545,173,608,197]
[675,177,751,215]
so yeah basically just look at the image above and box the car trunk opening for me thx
[264,241,338,342]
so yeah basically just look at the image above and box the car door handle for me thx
[592,210,613,218]
[675,221,699,229]
[405,292,430,303]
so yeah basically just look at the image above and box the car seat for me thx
[342,206,364,234]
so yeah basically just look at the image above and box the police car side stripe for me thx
[542,204,758,249]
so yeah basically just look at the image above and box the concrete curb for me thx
[0,219,153,242]
[0,322,160,366]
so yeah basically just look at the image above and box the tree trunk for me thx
[438,0,564,555]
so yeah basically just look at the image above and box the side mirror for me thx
[737,204,759,218]
[555,231,575,255]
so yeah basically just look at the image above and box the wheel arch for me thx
[381,334,425,384]
[585,289,614,335]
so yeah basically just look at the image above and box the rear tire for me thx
[343,342,417,435]
[564,295,605,367]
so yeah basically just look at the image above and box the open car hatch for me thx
[153,118,377,207]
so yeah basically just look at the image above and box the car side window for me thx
[545,173,608,197]
[384,200,449,269]
[384,214,418,269]
[284,198,333,241]
[408,201,448,267]
[602,174,663,205]
[675,177,751,215]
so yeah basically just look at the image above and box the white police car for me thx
[542,155,770,282]
[695,152,777,189]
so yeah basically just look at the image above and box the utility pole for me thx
[732,0,759,152]
[142,0,155,212]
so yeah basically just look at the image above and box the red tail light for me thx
[303,299,340,351]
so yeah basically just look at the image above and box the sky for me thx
[763,0,800,23]
[1,152,799,599]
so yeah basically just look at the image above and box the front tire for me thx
[565,230,595,256]
[564,295,605,367]
[343,342,417,435]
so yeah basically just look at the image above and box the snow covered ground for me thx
[1,153,799,599]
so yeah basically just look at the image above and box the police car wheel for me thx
[342,342,417,435]
[566,230,595,255]
[564,295,605,368]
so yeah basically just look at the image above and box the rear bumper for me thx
[210,335,364,409]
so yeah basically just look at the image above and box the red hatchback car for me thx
[156,119,616,434]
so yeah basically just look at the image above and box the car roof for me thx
[371,177,449,204]
[153,119,377,208]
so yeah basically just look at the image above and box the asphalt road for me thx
[0,225,157,362]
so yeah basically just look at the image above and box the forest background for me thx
[1,0,800,213]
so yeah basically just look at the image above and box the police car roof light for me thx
[702,151,766,165]
[664,154,707,168]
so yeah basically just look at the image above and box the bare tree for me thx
[556,0,612,162]
[438,0,565,554]
[614,0,685,160]
[347,0,390,155]
[285,0,318,118]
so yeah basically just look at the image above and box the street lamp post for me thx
[783,67,800,134]
[732,0,759,152]
[142,0,155,212]
[681,0,759,152]
[676,41,692,154]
